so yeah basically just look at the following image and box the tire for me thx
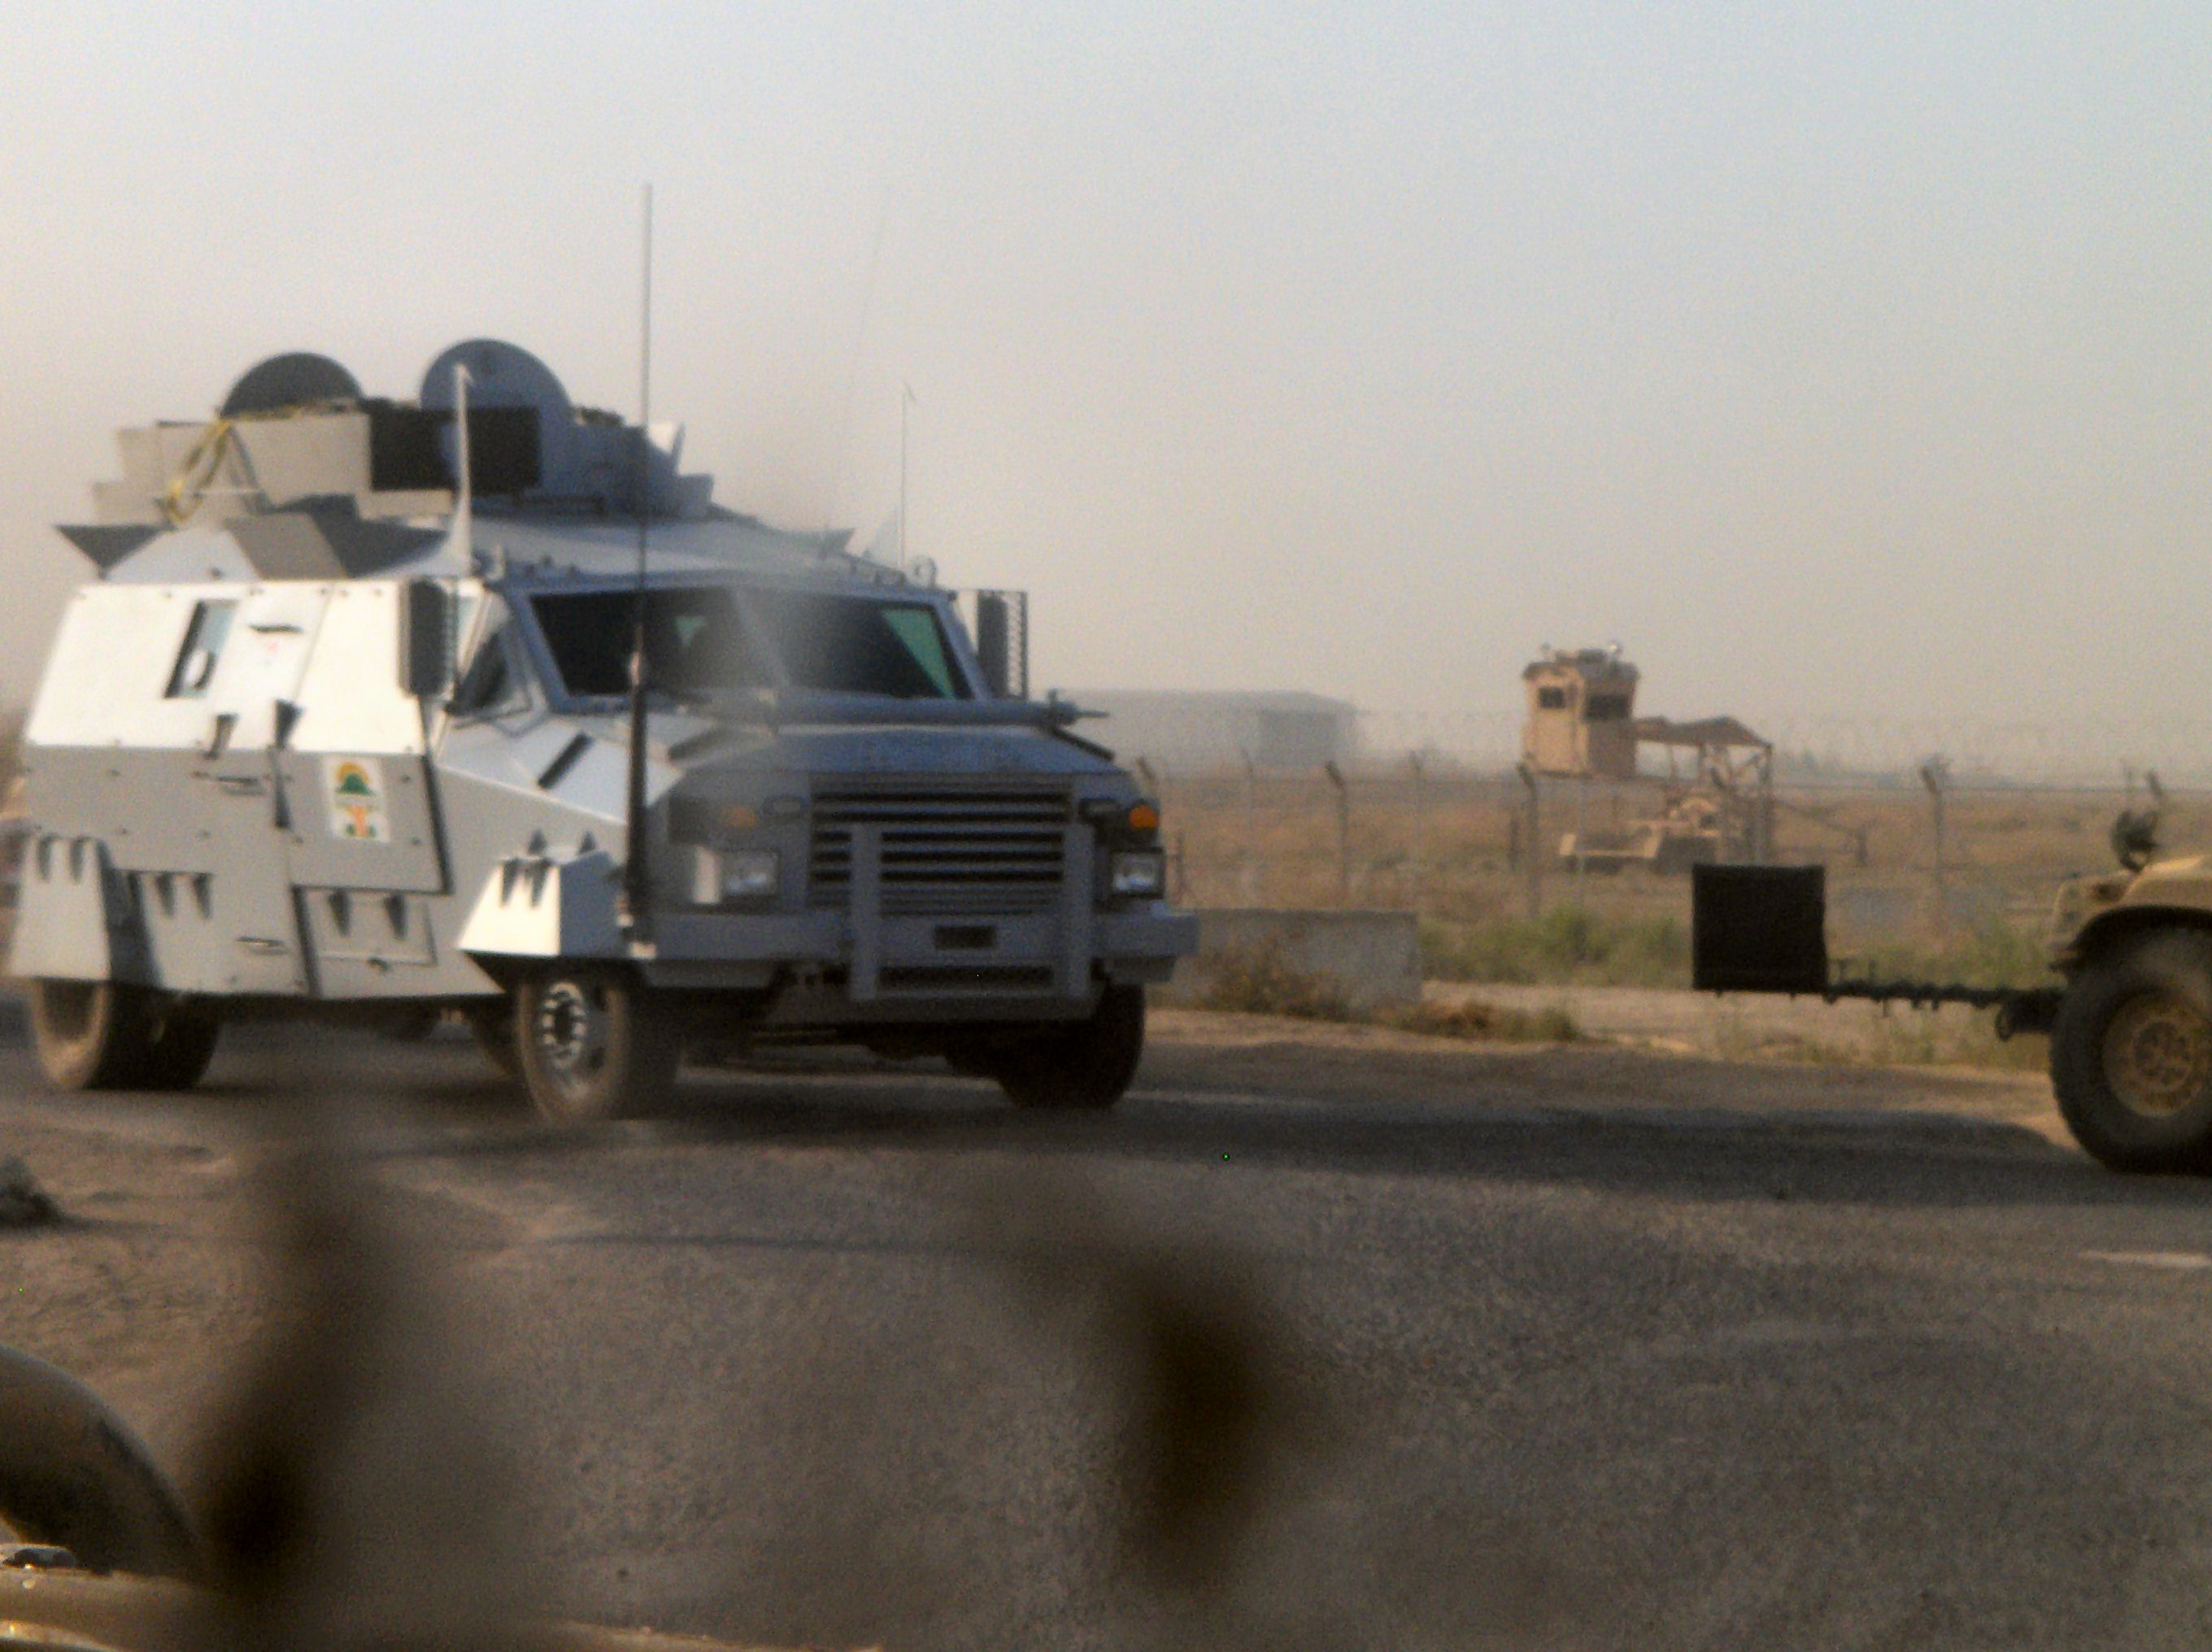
[465,1000,521,1081]
[512,969,678,1124]
[139,1010,220,1092]
[992,985,1146,1111]
[29,979,156,1091]
[2051,928,2212,1172]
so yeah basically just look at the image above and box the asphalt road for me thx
[8,1020,2212,1650]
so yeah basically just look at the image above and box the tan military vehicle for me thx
[1695,801,2212,1174]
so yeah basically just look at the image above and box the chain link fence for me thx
[1143,760,2183,979]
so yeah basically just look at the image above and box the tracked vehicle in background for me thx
[11,341,1196,1119]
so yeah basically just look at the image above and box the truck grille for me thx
[809,788,1072,916]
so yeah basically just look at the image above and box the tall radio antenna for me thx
[624,183,655,944]
[450,362,473,552]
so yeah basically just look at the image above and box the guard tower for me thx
[1521,646,1640,780]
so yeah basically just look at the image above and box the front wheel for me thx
[2052,929,2212,1172]
[991,985,1147,1111]
[512,970,678,1124]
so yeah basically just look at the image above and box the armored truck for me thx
[11,341,1197,1119]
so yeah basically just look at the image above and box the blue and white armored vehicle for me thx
[11,341,1196,1119]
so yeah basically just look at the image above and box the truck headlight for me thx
[721,848,782,901]
[1108,850,1165,899]
[692,846,781,904]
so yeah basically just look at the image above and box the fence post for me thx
[1572,776,1587,906]
[1408,751,1426,908]
[1919,756,1949,937]
[1238,749,1261,903]
[1517,761,1543,918]
[1323,760,1351,906]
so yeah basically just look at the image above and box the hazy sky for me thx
[3,2,2209,765]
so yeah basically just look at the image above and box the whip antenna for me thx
[624,183,655,943]
[450,362,472,552]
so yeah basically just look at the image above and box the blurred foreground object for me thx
[0,1150,798,1651]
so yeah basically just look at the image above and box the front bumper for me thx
[641,800,1196,1018]
[641,905,1198,1019]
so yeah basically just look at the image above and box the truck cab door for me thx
[188,585,327,994]
[273,582,451,996]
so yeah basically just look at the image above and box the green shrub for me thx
[1838,918,2053,991]
[1421,906,1689,988]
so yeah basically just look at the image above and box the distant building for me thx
[1070,689,1359,774]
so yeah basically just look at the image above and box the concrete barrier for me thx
[1158,907,1421,1012]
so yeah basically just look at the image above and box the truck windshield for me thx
[527,586,968,702]
[529,588,773,701]
[745,589,969,700]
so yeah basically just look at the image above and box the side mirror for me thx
[398,580,456,699]
[972,589,1027,699]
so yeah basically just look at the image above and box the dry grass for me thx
[1193,944,1578,1042]
[1376,997,1581,1044]
[1700,998,2049,1072]
[1193,945,1355,1022]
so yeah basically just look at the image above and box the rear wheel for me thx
[991,985,1147,1111]
[465,1000,521,1081]
[30,980,156,1090]
[513,970,678,1124]
[2052,929,2212,1172]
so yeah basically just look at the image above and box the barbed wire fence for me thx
[1133,748,2197,950]
[1351,709,2212,790]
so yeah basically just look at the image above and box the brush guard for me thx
[1691,863,2062,1040]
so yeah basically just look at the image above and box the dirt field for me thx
[1427,981,2053,1074]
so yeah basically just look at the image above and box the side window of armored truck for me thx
[743,589,970,700]
[450,624,522,718]
[165,599,238,698]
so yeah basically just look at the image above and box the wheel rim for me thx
[2102,991,2212,1119]
[533,980,607,1083]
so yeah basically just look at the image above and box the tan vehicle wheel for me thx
[2052,928,2212,1172]
[513,970,677,1123]
[29,980,157,1091]
[993,985,1146,1111]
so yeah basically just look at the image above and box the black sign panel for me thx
[1692,863,1829,995]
